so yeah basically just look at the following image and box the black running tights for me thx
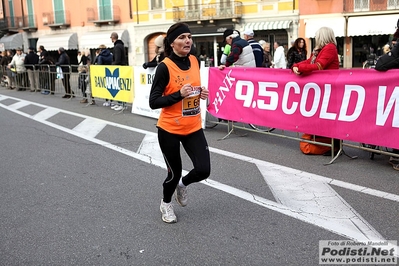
[157,128,211,203]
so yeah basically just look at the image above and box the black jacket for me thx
[112,40,126,65]
[287,47,307,69]
[24,51,39,70]
[97,49,113,65]
[56,51,70,73]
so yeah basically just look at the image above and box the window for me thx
[53,0,65,24]
[99,0,112,20]
[26,0,35,27]
[151,0,163,10]
[354,0,369,11]
[388,0,399,9]
[8,0,15,27]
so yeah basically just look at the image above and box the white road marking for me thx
[1,94,398,244]
[32,108,60,121]
[72,118,108,138]
[8,100,31,110]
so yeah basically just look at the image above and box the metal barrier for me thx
[205,116,398,165]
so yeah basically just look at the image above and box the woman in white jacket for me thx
[8,47,26,90]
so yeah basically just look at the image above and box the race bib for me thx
[182,86,201,116]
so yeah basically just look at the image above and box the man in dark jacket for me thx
[109,32,127,111]
[110,32,126,65]
[25,46,40,92]
[56,47,73,98]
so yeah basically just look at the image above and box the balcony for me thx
[21,15,37,32]
[343,0,399,12]
[173,1,243,23]
[87,6,120,26]
[0,16,23,32]
[42,11,71,29]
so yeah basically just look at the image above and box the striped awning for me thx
[244,20,292,31]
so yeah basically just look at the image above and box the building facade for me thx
[0,0,397,68]
[299,0,399,68]
[0,0,299,67]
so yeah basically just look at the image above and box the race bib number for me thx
[182,86,201,116]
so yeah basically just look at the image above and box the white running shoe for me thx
[114,105,125,111]
[103,101,111,107]
[175,185,188,207]
[111,104,119,110]
[160,200,177,223]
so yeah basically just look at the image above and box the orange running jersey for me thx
[157,55,202,135]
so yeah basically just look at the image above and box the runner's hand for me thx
[200,87,209,100]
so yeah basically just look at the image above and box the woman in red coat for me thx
[292,26,340,156]
[292,27,339,75]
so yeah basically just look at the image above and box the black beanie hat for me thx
[223,29,234,39]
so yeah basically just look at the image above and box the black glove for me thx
[142,63,147,69]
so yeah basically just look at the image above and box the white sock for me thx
[178,178,186,187]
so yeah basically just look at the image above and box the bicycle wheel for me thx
[205,110,219,129]
[248,124,275,132]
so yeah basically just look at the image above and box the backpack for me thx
[299,134,332,155]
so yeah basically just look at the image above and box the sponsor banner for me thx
[208,68,399,149]
[90,65,134,103]
[319,240,397,264]
[131,66,160,119]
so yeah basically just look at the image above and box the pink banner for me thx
[208,68,399,149]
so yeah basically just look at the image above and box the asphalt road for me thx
[0,88,398,266]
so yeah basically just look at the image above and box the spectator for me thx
[78,50,88,66]
[287,37,307,69]
[243,29,264,67]
[382,44,390,55]
[84,57,95,105]
[293,27,340,155]
[97,44,113,65]
[110,32,126,111]
[78,65,88,103]
[38,45,49,61]
[39,54,56,95]
[218,29,256,69]
[142,35,165,69]
[0,50,11,86]
[261,41,273,68]
[292,27,339,74]
[96,45,113,107]
[93,49,100,65]
[220,43,231,65]
[24,46,40,92]
[273,41,287,68]
[8,47,26,91]
[110,32,126,66]
[149,22,210,223]
[56,47,73,98]
[374,22,399,170]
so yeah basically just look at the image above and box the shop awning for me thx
[0,33,23,50]
[348,14,398,36]
[80,29,129,50]
[244,20,292,31]
[305,17,346,38]
[37,33,78,51]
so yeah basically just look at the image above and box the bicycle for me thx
[363,59,376,69]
